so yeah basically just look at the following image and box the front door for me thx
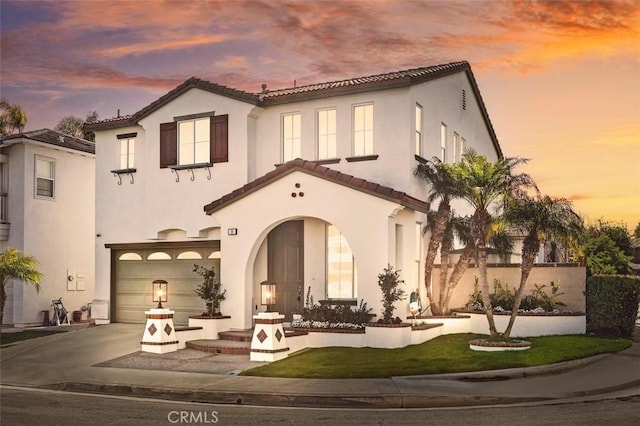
[267,220,304,320]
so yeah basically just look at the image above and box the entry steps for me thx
[185,329,307,355]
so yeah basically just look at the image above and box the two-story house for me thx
[86,61,502,327]
[0,129,95,327]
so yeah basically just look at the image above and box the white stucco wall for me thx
[2,141,95,326]
[210,170,424,329]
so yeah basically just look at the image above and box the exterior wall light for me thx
[152,279,168,309]
[260,281,276,312]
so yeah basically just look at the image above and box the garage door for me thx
[114,247,220,325]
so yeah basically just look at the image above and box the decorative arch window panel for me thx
[326,224,356,299]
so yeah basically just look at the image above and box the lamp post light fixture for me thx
[260,281,276,312]
[152,280,168,309]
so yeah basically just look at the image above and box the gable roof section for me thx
[84,61,502,156]
[0,129,95,154]
[204,158,430,215]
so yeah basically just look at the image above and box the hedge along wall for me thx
[586,275,640,337]
[431,264,587,313]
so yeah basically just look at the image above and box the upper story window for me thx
[459,137,466,161]
[35,155,55,199]
[179,118,209,165]
[452,132,459,163]
[317,108,336,160]
[415,104,423,156]
[118,134,136,169]
[282,112,301,162]
[159,113,228,169]
[440,123,447,162]
[353,103,373,156]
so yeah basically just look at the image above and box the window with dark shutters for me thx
[159,121,177,168]
[210,114,228,163]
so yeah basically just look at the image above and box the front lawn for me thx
[241,333,631,379]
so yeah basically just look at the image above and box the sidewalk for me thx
[1,323,639,408]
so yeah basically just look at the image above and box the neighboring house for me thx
[86,61,503,327]
[0,129,95,327]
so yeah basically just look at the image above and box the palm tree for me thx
[414,157,461,314]
[452,150,536,338]
[0,248,43,325]
[0,100,28,135]
[502,195,583,338]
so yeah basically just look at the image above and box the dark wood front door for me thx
[267,220,304,319]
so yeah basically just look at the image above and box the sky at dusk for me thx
[1,0,638,228]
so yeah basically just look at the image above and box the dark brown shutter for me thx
[159,122,177,168]
[210,114,228,163]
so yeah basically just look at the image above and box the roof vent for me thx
[462,89,467,111]
[58,135,65,143]
[261,84,269,94]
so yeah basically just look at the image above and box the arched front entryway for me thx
[253,217,358,320]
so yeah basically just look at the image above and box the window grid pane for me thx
[440,123,447,162]
[179,118,210,165]
[317,109,336,159]
[35,157,54,198]
[415,105,422,156]
[354,104,373,156]
[283,113,301,162]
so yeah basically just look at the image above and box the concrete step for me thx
[186,339,251,355]
[218,330,253,342]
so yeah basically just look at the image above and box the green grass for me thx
[241,333,632,379]
[0,330,67,347]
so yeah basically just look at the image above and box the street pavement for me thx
[1,323,639,408]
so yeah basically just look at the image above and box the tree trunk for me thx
[472,211,498,338]
[442,244,475,314]
[503,234,539,339]
[0,282,6,326]
[437,233,453,314]
[423,200,451,309]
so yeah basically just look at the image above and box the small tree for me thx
[377,265,406,323]
[0,248,43,325]
[193,264,225,316]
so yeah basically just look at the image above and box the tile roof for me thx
[0,129,95,154]
[258,61,470,103]
[203,158,430,215]
[84,60,502,158]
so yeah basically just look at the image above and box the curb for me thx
[39,381,547,409]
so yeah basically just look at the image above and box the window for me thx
[179,117,209,165]
[147,251,171,260]
[35,156,55,198]
[459,137,466,161]
[317,109,336,160]
[452,132,459,163]
[119,137,135,169]
[326,224,355,299]
[176,251,202,260]
[415,104,423,156]
[159,114,228,168]
[282,113,301,162]
[118,252,142,261]
[440,123,447,162]
[353,104,373,156]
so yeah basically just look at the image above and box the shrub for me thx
[295,286,372,328]
[193,264,225,315]
[586,275,640,337]
[466,277,569,313]
[378,264,406,323]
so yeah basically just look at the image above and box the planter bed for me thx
[462,311,586,337]
[469,338,532,352]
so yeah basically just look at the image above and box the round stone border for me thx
[469,338,532,352]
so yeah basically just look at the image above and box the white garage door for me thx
[114,247,220,325]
